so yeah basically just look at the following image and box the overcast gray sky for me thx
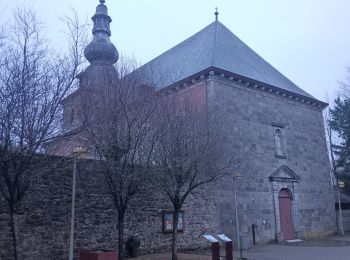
[2,0,350,102]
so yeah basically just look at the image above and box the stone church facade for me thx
[209,75,335,241]
[38,0,336,256]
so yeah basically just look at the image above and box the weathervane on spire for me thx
[215,7,219,21]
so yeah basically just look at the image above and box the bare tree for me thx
[0,26,5,62]
[0,8,87,260]
[83,57,157,260]
[152,92,231,260]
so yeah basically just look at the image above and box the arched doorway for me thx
[278,189,293,240]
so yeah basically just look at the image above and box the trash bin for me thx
[126,236,141,258]
[239,234,251,250]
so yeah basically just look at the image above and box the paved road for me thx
[240,236,350,260]
[137,236,350,260]
[241,244,350,260]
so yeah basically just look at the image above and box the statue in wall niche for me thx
[274,129,286,157]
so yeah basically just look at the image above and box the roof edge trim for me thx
[158,66,328,109]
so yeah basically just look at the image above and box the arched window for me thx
[274,129,286,158]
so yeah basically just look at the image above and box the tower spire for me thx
[84,0,119,65]
[215,7,219,21]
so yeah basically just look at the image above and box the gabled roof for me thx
[139,20,315,100]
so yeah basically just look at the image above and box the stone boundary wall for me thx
[0,156,219,260]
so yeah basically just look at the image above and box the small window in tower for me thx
[96,19,101,27]
[274,128,286,158]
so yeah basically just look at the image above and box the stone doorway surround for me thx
[269,165,301,242]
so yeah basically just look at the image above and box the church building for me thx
[56,0,336,247]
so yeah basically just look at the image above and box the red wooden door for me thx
[278,189,293,240]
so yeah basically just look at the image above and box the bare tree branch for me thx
[0,7,88,259]
[82,56,157,260]
[152,90,234,260]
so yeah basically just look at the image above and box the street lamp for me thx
[69,147,86,260]
[233,172,241,250]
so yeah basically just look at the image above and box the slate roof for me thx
[138,20,315,100]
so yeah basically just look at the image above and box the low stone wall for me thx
[0,156,218,260]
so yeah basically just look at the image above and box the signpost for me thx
[217,234,233,260]
[203,235,220,260]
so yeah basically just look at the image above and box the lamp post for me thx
[336,178,345,235]
[233,172,241,250]
[69,147,86,260]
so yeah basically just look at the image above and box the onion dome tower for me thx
[55,0,120,154]
[84,0,119,65]
[77,0,119,89]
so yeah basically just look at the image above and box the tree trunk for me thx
[118,211,125,260]
[171,209,179,260]
[9,206,18,260]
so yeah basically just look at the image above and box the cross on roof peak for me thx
[215,7,219,21]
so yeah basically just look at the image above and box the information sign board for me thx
[203,235,219,243]
[217,234,232,242]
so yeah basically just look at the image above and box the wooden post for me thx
[225,240,233,260]
[212,241,220,260]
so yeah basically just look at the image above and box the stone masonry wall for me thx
[205,75,336,242]
[0,74,338,259]
[0,157,219,260]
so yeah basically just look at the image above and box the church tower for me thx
[62,0,119,132]
[79,0,119,90]
[84,0,119,66]
[48,0,119,156]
